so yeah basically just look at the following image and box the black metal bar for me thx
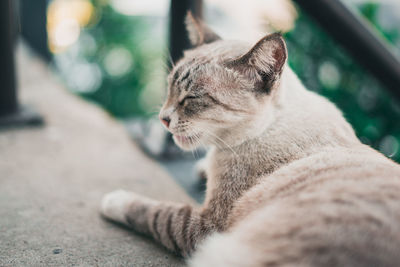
[0,0,18,116]
[0,0,43,129]
[169,0,203,65]
[157,0,203,156]
[292,0,400,101]
[20,0,51,61]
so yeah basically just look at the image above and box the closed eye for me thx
[179,95,198,106]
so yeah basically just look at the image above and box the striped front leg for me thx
[101,190,214,257]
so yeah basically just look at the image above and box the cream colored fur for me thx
[101,16,400,266]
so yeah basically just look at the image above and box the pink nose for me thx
[160,116,170,128]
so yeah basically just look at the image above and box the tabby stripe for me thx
[207,118,227,124]
[171,70,180,86]
[152,210,161,241]
[177,63,199,88]
[178,69,191,84]
[187,221,198,252]
[181,206,192,249]
[172,65,186,86]
[166,210,180,254]
[199,215,208,234]
[185,65,200,91]
[185,78,193,91]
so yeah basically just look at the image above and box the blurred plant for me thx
[49,0,400,161]
[285,2,400,161]
[50,0,167,118]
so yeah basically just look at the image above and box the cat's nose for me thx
[160,116,171,128]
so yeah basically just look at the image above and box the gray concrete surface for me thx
[0,45,193,266]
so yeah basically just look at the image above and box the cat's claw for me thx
[100,189,136,225]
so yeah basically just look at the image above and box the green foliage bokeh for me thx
[285,3,400,162]
[56,1,166,118]
[56,1,400,161]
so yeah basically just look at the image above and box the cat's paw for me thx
[100,190,137,225]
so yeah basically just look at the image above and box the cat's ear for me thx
[185,11,221,47]
[227,33,287,92]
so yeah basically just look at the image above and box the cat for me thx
[101,13,400,266]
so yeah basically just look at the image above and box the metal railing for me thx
[293,0,400,100]
[169,0,203,65]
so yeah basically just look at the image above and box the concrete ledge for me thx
[0,45,192,266]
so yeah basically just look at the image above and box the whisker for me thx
[188,135,195,158]
[197,127,239,157]
[166,49,175,69]
[186,125,205,158]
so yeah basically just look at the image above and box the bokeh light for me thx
[47,0,94,53]
[318,61,341,90]
[67,62,102,93]
[379,135,399,158]
[103,47,133,78]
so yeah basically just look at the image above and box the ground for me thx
[0,44,194,266]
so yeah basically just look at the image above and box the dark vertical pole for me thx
[20,0,51,61]
[0,0,18,116]
[161,0,203,155]
[169,0,203,65]
[0,0,43,128]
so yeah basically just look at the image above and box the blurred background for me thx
[45,0,400,159]
[2,0,400,201]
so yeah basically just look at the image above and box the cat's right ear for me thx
[226,33,287,93]
[185,11,221,47]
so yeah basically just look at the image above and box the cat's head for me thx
[159,13,288,150]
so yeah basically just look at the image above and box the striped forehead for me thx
[168,40,250,85]
[169,61,203,96]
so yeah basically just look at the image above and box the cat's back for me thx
[231,144,400,226]
[192,146,400,267]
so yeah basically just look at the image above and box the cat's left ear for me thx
[227,33,288,92]
[185,11,221,47]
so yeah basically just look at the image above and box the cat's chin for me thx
[173,134,201,151]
